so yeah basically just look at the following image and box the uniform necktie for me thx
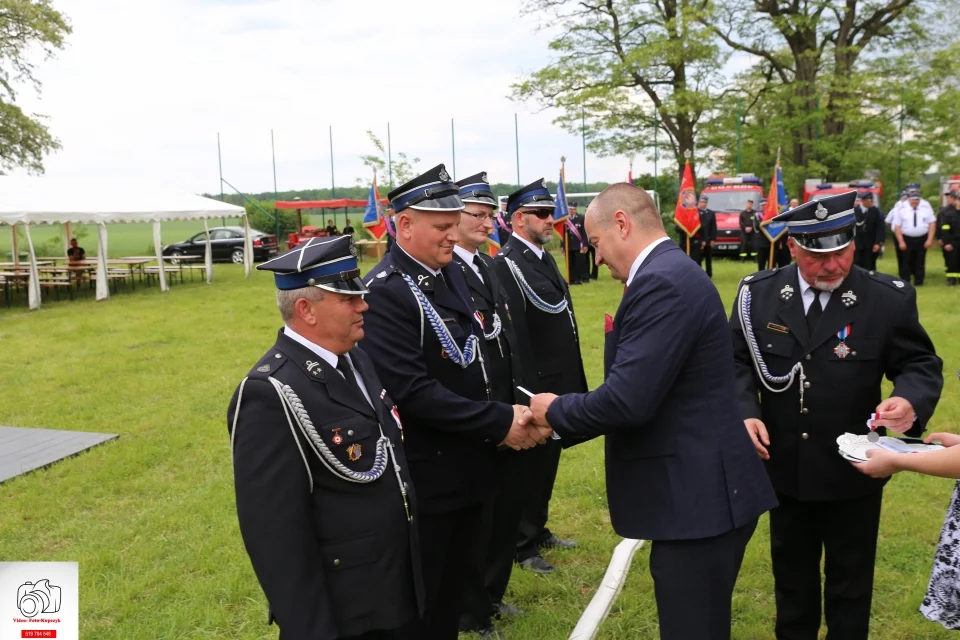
[472,254,486,284]
[806,291,823,335]
[913,207,918,228]
[336,355,366,402]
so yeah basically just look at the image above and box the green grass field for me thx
[0,243,957,639]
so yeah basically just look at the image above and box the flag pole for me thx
[684,150,691,256]
[329,125,336,199]
[374,167,383,261]
[561,156,570,284]
[451,118,456,180]
[217,132,226,227]
[387,122,394,190]
[581,110,587,193]
[768,147,782,269]
[515,113,521,188]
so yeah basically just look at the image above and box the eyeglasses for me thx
[522,210,553,220]
[463,211,494,222]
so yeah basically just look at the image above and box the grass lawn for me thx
[0,243,957,639]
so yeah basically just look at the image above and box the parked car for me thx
[162,227,279,264]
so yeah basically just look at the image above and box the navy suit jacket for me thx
[547,239,778,541]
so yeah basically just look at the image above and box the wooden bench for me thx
[144,265,182,285]
[39,280,74,301]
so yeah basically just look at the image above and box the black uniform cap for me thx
[771,190,857,253]
[455,171,496,207]
[387,164,464,214]
[257,235,367,294]
[506,179,556,214]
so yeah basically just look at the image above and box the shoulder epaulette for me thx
[867,270,910,294]
[739,268,779,286]
[248,350,288,380]
[364,259,400,288]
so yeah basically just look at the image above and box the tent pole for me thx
[12,225,19,267]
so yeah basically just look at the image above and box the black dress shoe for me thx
[494,602,525,617]
[518,555,555,574]
[538,533,577,550]
[477,625,505,639]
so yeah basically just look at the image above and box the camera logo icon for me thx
[17,579,61,618]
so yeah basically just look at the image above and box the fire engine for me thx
[803,180,883,207]
[700,174,765,256]
[941,175,960,208]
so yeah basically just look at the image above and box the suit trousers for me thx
[419,503,484,639]
[649,517,758,640]
[516,438,562,561]
[854,246,878,271]
[699,244,713,278]
[459,451,527,631]
[740,232,756,259]
[770,491,883,640]
[900,235,928,285]
[587,245,598,279]
[343,621,418,640]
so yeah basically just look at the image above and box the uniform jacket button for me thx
[436,450,442,456]
[804,354,812,361]
[801,408,809,414]
[803,381,811,389]
[333,558,341,567]
[802,433,809,440]
[347,430,354,436]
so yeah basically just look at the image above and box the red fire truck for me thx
[700,174,766,256]
[941,175,960,207]
[803,180,883,207]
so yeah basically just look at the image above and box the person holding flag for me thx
[362,170,388,258]
[758,161,792,270]
[493,177,585,575]
[673,154,703,264]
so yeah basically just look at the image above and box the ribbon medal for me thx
[331,428,344,445]
[834,324,852,359]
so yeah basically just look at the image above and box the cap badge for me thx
[348,241,358,257]
[780,284,794,301]
[540,179,547,189]
[815,203,828,220]
[257,364,271,373]
[481,172,488,183]
[841,291,857,307]
[438,167,451,182]
[893,280,905,288]
[347,443,362,461]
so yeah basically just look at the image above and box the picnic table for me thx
[123,255,206,283]
[0,271,29,307]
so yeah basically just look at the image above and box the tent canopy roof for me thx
[0,177,245,225]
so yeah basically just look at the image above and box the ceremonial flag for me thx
[553,164,576,283]
[486,224,500,257]
[760,156,789,245]
[673,160,700,253]
[362,172,386,240]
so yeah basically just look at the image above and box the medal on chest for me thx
[833,324,852,359]
[331,428,344,445]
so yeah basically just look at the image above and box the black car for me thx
[162,226,279,264]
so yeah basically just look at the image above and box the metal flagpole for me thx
[897,86,905,194]
[218,132,226,226]
[581,110,587,192]
[653,111,659,194]
[272,129,280,240]
[451,118,456,179]
[737,98,742,174]
[329,125,336,199]
[515,113,520,188]
[387,122,393,190]
[561,156,570,282]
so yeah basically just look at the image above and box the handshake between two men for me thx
[497,394,559,451]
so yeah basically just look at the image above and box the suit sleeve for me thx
[361,280,513,442]
[883,287,943,437]
[229,379,337,639]
[729,282,763,420]
[545,275,697,438]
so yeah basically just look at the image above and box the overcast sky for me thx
[11,0,688,196]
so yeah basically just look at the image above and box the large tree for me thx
[706,0,956,183]
[512,0,727,179]
[0,0,71,174]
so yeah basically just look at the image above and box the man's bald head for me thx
[587,183,664,233]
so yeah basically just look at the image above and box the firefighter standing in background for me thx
[739,199,758,262]
[940,190,960,286]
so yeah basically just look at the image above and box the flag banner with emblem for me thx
[486,224,500,257]
[761,162,789,243]
[362,174,386,240]
[552,167,570,238]
[673,160,700,237]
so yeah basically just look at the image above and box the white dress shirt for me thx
[796,272,833,314]
[893,200,936,237]
[885,199,905,225]
[453,245,483,283]
[513,233,545,260]
[283,326,373,408]
[396,243,440,276]
[625,236,672,287]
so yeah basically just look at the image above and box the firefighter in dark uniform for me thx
[730,191,943,640]
[940,190,960,285]
[565,203,588,284]
[695,194,717,277]
[853,191,885,271]
[493,179,585,574]
[227,235,423,640]
[739,198,758,262]
[754,199,771,271]
[580,200,599,281]
[360,164,547,639]
[452,172,537,636]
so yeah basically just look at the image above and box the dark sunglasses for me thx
[522,209,553,220]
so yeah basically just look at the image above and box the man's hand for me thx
[580,247,588,254]
[924,239,933,249]
[852,448,900,478]
[945,244,954,252]
[870,397,916,434]
[938,239,945,247]
[700,242,706,249]
[745,226,753,233]
[500,405,541,451]
[872,244,881,253]
[899,240,907,251]
[925,432,960,447]
[529,393,558,429]
[744,418,770,460]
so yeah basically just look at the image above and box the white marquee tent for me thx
[0,177,249,310]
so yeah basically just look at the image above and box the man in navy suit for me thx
[529,183,778,640]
